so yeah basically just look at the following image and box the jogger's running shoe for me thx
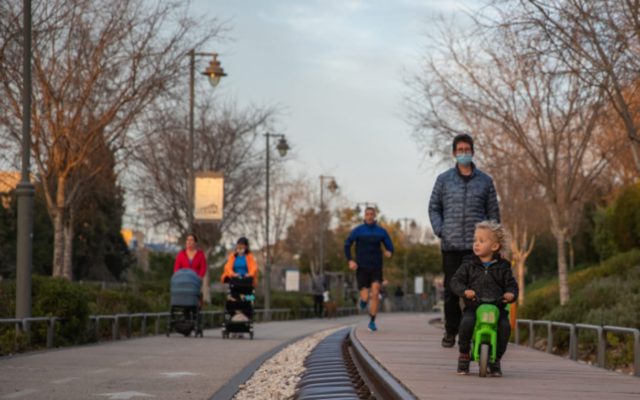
[367,320,378,332]
[359,299,368,311]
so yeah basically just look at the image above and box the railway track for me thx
[213,325,416,400]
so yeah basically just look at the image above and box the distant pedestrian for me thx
[394,286,404,311]
[428,133,500,348]
[311,274,326,318]
[173,233,207,278]
[344,207,394,332]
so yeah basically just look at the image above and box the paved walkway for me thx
[0,316,360,400]
[355,313,640,400]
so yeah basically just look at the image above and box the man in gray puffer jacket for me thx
[428,133,500,348]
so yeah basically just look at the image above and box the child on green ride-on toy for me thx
[450,220,518,377]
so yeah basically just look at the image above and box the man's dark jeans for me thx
[458,307,511,360]
[442,250,473,336]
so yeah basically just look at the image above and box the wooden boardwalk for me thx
[355,313,640,399]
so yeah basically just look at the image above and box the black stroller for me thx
[167,269,203,338]
[222,276,255,339]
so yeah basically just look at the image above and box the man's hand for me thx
[503,292,515,303]
[384,250,392,258]
[464,289,476,300]
[348,260,358,270]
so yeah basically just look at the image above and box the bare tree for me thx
[509,0,640,172]
[410,19,619,305]
[236,168,312,267]
[0,0,222,279]
[132,98,276,301]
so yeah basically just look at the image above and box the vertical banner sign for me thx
[285,270,300,292]
[414,276,424,294]
[194,172,224,222]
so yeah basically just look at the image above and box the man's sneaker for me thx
[457,353,470,375]
[489,361,502,377]
[441,333,456,348]
[359,299,368,311]
[368,320,378,332]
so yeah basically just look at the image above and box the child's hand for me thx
[503,292,515,303]
[464,289,475,299]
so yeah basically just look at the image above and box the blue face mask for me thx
[456,154,473,165]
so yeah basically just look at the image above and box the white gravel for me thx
[233,327,341,400]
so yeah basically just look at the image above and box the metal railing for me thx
[0,306,359,354]
[515,319,640,377]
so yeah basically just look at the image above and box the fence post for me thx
[597,326,605,368]
[569,324,577,361]
[529,320,534,348]
[154,314,160,335]
[46,318,55,348]
[633,330,640,377]
[547,322,553,353]
[141,315,147,336]
[515,321,520,345]
[95,317,101,341]
[126,315,132,338]
[112,317,118,340]
[21,319,31,345]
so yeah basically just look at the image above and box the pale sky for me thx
[186,0,480,232]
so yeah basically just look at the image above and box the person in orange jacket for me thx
[220,237,258,287]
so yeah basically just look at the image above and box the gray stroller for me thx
[166,269,203,337]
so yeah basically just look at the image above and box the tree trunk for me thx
[568,238,575,271]
[555,232,570,305]
[52,210,65,278]
[516,259,526,306]
[629,134,640,173]
[62,211,74,280]
[201,269,211,304]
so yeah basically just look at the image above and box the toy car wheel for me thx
[479,344,489,377]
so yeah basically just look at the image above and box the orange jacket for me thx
[220,252,258,286]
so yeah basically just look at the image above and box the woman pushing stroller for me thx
[220,237,258,339]
[220,237,258,287]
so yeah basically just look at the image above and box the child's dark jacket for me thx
[450,255,519,310]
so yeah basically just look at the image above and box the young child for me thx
[450,220,518,377]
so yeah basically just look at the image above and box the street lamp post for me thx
[398,217,417,295]
[16,0,35,322]
[264,133,289,320]
[187,49,226,232]
[319,175,338,276]
[354,202,378,215]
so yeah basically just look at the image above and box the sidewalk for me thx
[355,313,640,400]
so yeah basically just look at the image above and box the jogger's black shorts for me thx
[356,267,383,290]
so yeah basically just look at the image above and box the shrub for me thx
[31,276,91,347]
